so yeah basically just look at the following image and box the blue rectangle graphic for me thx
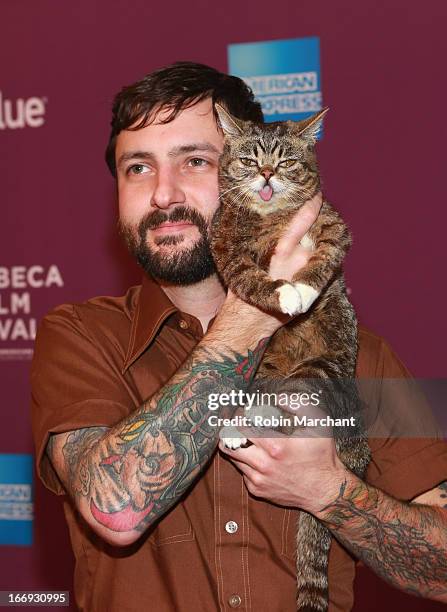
[0,454,33,546]
[228,37,323,124]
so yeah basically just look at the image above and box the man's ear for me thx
[295,107,329,145]
[214,103,245,137]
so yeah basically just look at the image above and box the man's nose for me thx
[260,166,274,181]
[151,166,185,209]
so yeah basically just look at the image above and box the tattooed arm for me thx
[45,295,279,546]
[43,196,322,546]
[315,473,447,602]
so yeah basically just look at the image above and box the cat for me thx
[211,104,371,612]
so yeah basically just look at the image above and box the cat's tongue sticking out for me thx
[259,184,273,202]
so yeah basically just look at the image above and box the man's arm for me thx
[46,301,276,546]
[315,473,447,602]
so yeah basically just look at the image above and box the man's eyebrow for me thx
[117,151,154,168]
[167,143,220,157]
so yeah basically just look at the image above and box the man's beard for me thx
[119,206,216,285]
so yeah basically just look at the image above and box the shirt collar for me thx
[122,274,177,373]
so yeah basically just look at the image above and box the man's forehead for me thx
[116,98,223,156]
[150,97,215,125]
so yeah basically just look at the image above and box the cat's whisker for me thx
[217,181,253,202]
[223,183,250,224]
[216,183,255,228]
[233,186,253,227]
[217,185,241,200]
[285,186,315,207]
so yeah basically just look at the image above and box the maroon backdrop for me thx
[1,1,446,610]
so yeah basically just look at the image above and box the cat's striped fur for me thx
[211,105,371,611]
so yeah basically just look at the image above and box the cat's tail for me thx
[296,512,331,611]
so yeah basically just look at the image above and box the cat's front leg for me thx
[275,283,303,316]
[216,251,303,316]
[289,282,320,314]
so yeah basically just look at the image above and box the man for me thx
[31,62,447,611]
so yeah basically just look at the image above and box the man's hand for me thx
[220,430,447,603]
[219,426,346,513]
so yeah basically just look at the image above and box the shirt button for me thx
[228,594,242,608]
[179,319,189,330]
[225,520,238,534]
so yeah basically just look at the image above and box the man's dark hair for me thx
[105,61,263,176]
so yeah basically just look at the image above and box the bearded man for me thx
[31,62,447,611]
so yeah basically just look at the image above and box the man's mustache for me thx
[142,206,207,231]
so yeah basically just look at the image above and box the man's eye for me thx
[188,158,208,167]
[240,158,258,167]
[278,159,297,168]
[128,164,149,175]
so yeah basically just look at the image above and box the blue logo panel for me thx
[228,37,322,125]
[0,454,33,545]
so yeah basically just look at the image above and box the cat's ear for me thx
[215,103,244,137]
[296,107,329,144]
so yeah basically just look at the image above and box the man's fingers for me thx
[220,429,290,463]
[245,432,291,456]
[223,456,259,484]
[275,192,322,255]
[219,437,270,471]
[278,192,322,247]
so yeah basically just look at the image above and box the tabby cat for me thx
[211,104,371,612]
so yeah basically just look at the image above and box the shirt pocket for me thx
[148,501,195,547]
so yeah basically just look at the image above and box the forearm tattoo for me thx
[319,477,447,601]
[60,337,269,535]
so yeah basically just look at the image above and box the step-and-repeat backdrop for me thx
[1,1,446,610]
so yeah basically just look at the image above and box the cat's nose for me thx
[260,166,274,181]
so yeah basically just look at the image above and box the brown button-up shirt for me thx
[31,275,447,612]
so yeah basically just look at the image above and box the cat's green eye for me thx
[239,158,258,167]
[278,159,297,168]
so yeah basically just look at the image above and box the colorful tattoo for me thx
[60,337,269,534]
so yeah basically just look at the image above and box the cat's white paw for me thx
[276,284,302,315]
[222,437,248,450]
[294,283,319,313]
[220,426,247,450]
